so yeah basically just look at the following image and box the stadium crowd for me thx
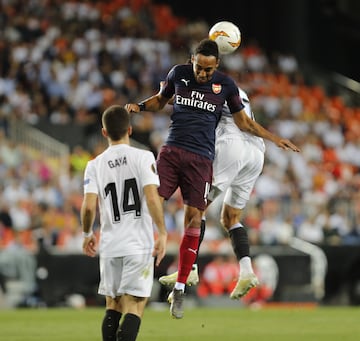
[1,0,360,305]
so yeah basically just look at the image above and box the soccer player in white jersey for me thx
[81,105,167,341]
[160,87,265,299]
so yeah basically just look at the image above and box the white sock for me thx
[239,256,254,276]
[174,282,185,292]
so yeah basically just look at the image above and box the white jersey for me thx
[216,88,266,153]
[208,88,265,209]
[83,144,159,258]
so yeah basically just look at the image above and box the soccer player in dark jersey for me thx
[125,39,300,319]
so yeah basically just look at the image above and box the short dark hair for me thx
[194,39,219,59]
[102,105,130,141]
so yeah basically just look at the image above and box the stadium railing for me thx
[8,118,70,176]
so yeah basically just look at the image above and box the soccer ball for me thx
[209,21,241,55]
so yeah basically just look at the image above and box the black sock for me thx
[229,226,249,261]
[194,219,206,265]
[102,309,122,341]
[116,313,141,341]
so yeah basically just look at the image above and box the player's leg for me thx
[159,140,231,288]
[102,296,122,341]
[176,205,203,286]
[188,203,209,283]
[159,189,219,288]
[220,203,259,299]
[116,295,147,341]
[167,151,212,319]
[191,216,206,278]
[116,254,153,340]
[158,216,204,287]
[98,257,123,341]
[168,204,202,319]
[223,145,264,299]
[159,146,226,287]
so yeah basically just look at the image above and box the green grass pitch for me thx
[1,305,359,341]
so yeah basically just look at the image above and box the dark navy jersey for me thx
[160,64,244,160]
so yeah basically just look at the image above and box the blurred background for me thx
[1,0,360,309]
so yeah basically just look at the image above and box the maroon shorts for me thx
[156,145,212,211]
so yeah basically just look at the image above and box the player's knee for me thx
[185,208,203,227]
[220,208,242,230]
[220,217,234,231]
[220,214,235,230]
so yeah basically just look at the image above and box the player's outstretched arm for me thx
[233,109,301,152]
[125,93,170,113]
[144,184,167,266]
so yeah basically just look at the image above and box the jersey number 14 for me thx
[104,178,141,222]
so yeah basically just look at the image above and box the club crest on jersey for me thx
[212,83,222,94]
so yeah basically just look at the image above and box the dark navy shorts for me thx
[156,145,213,211]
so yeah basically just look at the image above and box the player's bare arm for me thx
[144,184,167,266]
[81,192,98,257]
[125,93,170,113]
[233,109,300,152]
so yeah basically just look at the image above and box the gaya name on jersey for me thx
[108,156,127,168]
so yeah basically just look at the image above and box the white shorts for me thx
[98,253,154,298]
[208,137,264,209]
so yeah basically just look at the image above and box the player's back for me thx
[86,144,159,258]
[217,88,266,153]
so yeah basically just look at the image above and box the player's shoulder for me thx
[85,157,96,170]
[170,63,192,76]
[172,63,192,70]
[88,150,104,164]
[213,69,232,81]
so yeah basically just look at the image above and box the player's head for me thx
[102,105,131,141]
[191,39,219,84]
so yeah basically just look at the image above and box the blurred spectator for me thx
[0,232,37,306]
[55,200,82,252]
[69,145,92,174]
[0,137,23,169]
[56,226,83,253]
[328,201,351,240]
[0,202,12,231]
[257,199,294,245]
[241,254,279,307]
[243,41,269,72]
[254,164,286,200]
[346,193,360,244]
[296,211,324,244]
[2,179,30,205]
[9,200,31,233]
[315,205,342,245]
[197,255,239,298]
[276,53,299,79]
[32,179,63,208]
